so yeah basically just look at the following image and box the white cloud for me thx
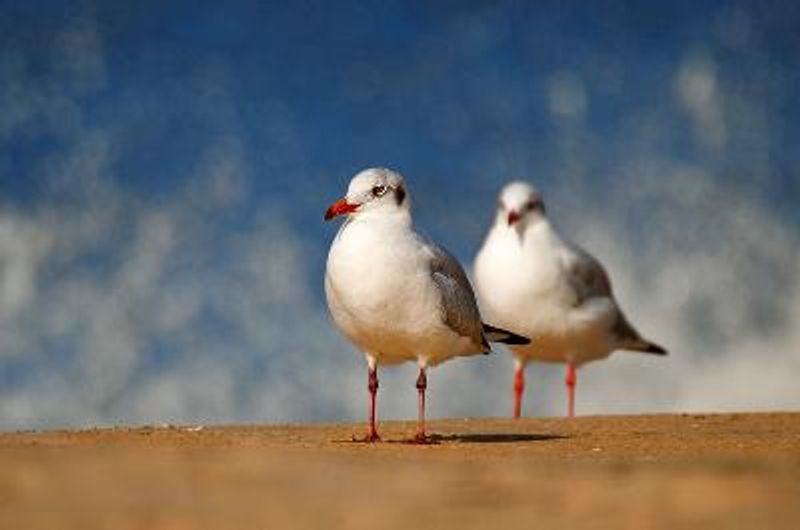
[676,50,727,149]
[547,70,588,120]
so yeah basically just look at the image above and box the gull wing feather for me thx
[426,242,488,351]
[560,242,666,354]
[561,244,613,305]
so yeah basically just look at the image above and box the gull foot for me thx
[351,431,382,443]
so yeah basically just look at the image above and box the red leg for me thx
[367,366,380,440]
[353,366,381,442]
[415,367,428,442]
[566,362,576,418]
[513,363,525,419]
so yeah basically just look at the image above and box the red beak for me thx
[507,211,521,225]
[325,198,359,220]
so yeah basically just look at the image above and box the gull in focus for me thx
[474,181,666,418]
[324,168,529,442]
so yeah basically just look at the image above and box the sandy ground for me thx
[1,412,799,529]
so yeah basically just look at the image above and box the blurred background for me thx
[0,1,798,429]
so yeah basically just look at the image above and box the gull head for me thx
[496,181,546,231]
[325,167,409,221]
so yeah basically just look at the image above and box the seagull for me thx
[473,181,666,418]
[324,168,529,443]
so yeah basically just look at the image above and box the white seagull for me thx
[324,168,529,443]
[473,181,666,418]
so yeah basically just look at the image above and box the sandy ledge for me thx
[1,412,799,529]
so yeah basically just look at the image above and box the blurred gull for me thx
[324,168,528,442]
[474,181,666,418]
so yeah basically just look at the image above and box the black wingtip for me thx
[644,342,668,355]
[482,323,531,345]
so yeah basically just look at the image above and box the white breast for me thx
[474,222,615,364]
[475,223,573,327]
[325,217,468,366]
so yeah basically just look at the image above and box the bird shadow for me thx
[334,432,566,445]
[428,432,567,444]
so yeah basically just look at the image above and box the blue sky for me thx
[5,1,798,206]
[0,1,798,428]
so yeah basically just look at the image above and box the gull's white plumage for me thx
[474,181,666,417]
[325,168,527,441]
[326,171,487,367]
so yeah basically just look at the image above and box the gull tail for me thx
[482,323,531,346]
[614,315,667,355]
[624,339,668,356]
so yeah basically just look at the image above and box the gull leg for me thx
[414,366,429,443]
[566,362,577,418]
[353,364,381,443]
[513,359,525,419]
[367,365,380,440]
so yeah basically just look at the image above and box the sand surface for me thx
[2,412,799,529]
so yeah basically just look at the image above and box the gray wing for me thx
[561,243,613,306]
[561,243,658,349]
[426,243,488,351]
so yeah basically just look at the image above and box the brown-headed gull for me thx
[324,168,529,442]
[474,181,666,418]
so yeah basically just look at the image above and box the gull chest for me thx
[326,222,436,345]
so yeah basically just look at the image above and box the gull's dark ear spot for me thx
[535,196,546,215]
[395,186,406,206]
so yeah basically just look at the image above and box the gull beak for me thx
[325,198,359,221]
[507,211,521,226]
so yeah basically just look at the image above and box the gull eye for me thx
[372,185,387,197]
[524,201,535,211]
